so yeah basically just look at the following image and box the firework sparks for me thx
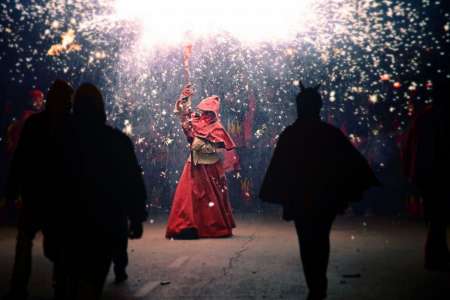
[1,0,449,207]
[47,29,81,56]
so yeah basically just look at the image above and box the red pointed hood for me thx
[191,96,236,150]
[196,95,220,117]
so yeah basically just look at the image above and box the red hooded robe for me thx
[166,96,236,238]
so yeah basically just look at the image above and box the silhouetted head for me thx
[296,81,322,119]
[73,83,106,124]
[46,80,73,114]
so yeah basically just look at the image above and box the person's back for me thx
[73,122,146,239]
[260,87,378,220]
[66,83,147,299]
[10,111,69,210]
[260,83,378,300]
[4,80,73,300]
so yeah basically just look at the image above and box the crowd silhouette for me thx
[3,81,147,300]
[1,75,449,300]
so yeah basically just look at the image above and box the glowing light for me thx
[47,29,81,56]
[408,82,417,91]
[123,120,133,136]
[369,94,378,104]
[329,90,336,102]
[94,51,107,59]
[380,74,390,81]
[164,137,174,145]
[114,0,316,46]
[208,201,215,207]
[51,20,60,29]
[285,48,295,56]
[393,82,401,89]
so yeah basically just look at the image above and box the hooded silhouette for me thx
[65,83,147,298]
[260,82,379,300]
[4,80,74,300]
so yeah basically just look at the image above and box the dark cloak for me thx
[260,119,379,221]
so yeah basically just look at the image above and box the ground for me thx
[0,215,449,300]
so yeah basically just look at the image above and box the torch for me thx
[174,43,194,114]
[183,43,192,85]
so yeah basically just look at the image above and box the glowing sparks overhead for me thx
[1,0,450,201]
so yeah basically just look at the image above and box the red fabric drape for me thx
[166,161,235,238]
[166,95,236,238]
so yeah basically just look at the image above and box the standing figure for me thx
[402,78,450,271]
[260,83,379,300]
[5,89,44,155]
[66,83,148,299]
[2,89,45,225]
[166,84,236,239]
[4,80,73,300]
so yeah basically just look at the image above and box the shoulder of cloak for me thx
[208,126,236,150]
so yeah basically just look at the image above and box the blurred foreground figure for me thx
[166,84,237,239]
[2,89,45,225]
[260,83,379,300]
[66,83,147,299]
[4,80,73,300]
[402,78,450,271]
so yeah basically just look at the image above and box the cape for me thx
[260,118,379,220]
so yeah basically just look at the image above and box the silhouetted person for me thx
[402,78,450,271]
[3,80,74,300]
[2,89,45,225]
[66,83,147,299]
[5,89,44,155]
[260,83,379,300]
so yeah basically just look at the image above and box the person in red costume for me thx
[166,84,237,239]
[6,89,44,156]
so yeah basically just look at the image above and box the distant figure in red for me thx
[402,78,450,272]
[6,89,44,156]
[166,84,236,239]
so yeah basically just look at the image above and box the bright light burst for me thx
[114,0,315,46]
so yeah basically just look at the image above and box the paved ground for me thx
[0,214,449,300]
